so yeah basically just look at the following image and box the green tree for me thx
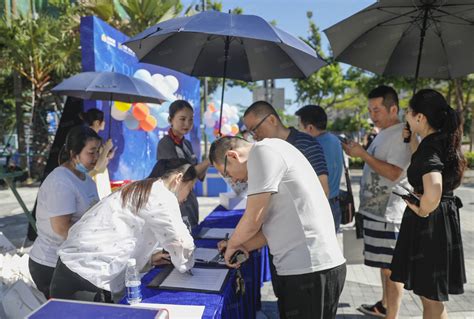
[0,2,81,177]
[79,0,185,36]
[293,11,349,107]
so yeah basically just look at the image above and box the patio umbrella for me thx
[52,71,168,137]
[123,10,327,134]
[324,0,474,91]
[52,71,167,103]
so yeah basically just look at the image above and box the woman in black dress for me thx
[390,89,466,319]
[155,100,210,229]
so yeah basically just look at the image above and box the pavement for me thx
[0,170,473,318]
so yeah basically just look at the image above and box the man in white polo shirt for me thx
[209,136,346,319]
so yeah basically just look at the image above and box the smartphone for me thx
[399,185,420,200]
[392,191,420,206]
[403,123,411,143]
[338,135,348,144]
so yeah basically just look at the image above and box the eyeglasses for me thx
[249,114,272,137]
[223,155,229,178]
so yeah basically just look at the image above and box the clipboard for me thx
[147,265,230,294]
[193,247,227,267]
[196,227,235,240]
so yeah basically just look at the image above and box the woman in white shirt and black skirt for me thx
[49,159,196,302]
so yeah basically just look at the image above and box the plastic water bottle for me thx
[125,258,142,304]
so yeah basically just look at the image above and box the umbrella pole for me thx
[218,36,230,136]
[108,100,112,141]
[413,6,429,95]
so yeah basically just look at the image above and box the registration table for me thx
[122,206,271,319]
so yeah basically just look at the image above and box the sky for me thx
[180,0,375,113]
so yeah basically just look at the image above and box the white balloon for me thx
[204,110,213,120]
[221,123,232,135]
[164,75,179,93]
[124,113,140,130]
[151,73,179,101]
[205,117,216,128]
[133,69,152,84]
[111,106,128,121]
[229,113,240,124]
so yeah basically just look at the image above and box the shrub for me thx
[465,152,474,169]
[349,157,364,169]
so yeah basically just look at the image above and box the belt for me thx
[441,194,463,208]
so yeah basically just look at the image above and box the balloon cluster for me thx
[111,101,172,132]
[203,102,240,142]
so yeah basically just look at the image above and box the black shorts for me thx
[275,263,346,319]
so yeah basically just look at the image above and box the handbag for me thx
[339,158,355,225]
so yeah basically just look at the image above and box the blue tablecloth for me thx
[29,300,159,319]
[121,206,271,319]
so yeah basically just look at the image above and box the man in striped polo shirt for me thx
[243,101,329,196]
[342,86,411,318]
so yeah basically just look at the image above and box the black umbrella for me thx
[324,0,474,91]
[124,11,327,134]
[52,71,167,138]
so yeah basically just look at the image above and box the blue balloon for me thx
[205,127,214,135]
[157,112,170,129]
[149,105,162,119]
[212,111,220,121]
[160,101,172,112]
[124,114,140,130]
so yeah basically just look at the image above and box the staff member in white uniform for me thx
[50,159,196,302]
[210,136,346,319]
[29,125,101,298]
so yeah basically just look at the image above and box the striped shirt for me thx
[286,127,328,176]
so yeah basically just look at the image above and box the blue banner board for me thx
[80,16,201,181]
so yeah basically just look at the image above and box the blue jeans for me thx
[329,198,341,233]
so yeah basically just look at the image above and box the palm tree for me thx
[78,0,185,36]
[0,5,81,177]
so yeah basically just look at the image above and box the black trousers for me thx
[28,258,55,299]
[276,263,346,319]
[50,258,112,303]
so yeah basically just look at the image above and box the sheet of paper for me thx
[193,247,225,265]
[132,303,205,319]
[161,268,229,292]
[199,228,234,239]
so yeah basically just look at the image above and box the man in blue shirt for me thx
[243,101,329,196]
[295,105,344,232]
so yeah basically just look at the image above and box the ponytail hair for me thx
[120,159,197,214]
[79,108,104,127]
[410,89,466,189]
[58,125,102,165]
[148,158,197,182]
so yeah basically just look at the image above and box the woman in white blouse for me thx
[50,159,196,302]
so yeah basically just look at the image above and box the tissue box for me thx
[219,192,247,210]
